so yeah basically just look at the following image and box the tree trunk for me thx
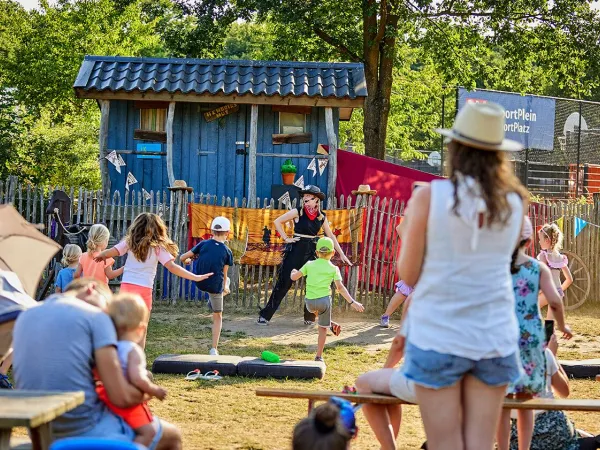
[362,8,399,160]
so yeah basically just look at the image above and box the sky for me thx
[13,0,600,11]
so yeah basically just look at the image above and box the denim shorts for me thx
[402,342,522,390]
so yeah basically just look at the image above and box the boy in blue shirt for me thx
[180,217,233,356]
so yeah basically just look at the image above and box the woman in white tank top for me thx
[394,102,528,450]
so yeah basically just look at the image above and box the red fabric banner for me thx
[336,150,443,201]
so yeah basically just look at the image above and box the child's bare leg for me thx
[212,312,223,350]
[516,409,534,450]
[316,326,327,358]
[495,408,511,450]
[134,423,156,447]
[383,292,407,317]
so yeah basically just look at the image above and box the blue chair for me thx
[50,438,146,450]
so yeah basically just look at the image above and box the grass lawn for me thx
[143,301,600,450]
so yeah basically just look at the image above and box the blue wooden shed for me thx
[73,56,367,202]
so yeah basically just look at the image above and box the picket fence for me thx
[2,176,599,311]
[0,177,405,311]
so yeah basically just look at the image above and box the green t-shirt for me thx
[300,258,342,300]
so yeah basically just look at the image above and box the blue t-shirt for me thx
[192,239,234,294]
[55,267,76,292]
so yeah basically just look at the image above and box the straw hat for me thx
[168,180,193,192]
[351,184,377,195]
[435,102,523,152]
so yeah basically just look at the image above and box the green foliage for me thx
[280,159,297,174]
[222,22,277,60]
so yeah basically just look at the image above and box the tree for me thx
[180,0,600,160]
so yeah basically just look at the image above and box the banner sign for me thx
[458,88,556,150]
[136,142,162,159]
[204,104,240,122]
[190,204,364,266]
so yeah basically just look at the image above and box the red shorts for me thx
[120,283,154,311]
[96,384,153,429]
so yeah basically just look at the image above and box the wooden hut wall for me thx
[107,101,338,200]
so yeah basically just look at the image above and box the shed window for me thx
[140,108,166,132]
[279,112,306,134]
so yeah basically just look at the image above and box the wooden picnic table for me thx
[0,390,84,450]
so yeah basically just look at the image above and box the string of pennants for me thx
[278,145,330,205]
[105,150,150,199]
[549,216,598,238]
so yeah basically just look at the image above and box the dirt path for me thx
[221,313,399,351]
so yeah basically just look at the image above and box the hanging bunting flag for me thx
[277,191,292,210]
[142,189,152,201]
[317,144,329,155]
[125,172,138,191]
[555,216,564,232]
[105,150,122,174]
[294,175,305,189]
[307,158,317,177]
[117,154,126,167]
[318,159,328,175]
[574,217,588,238]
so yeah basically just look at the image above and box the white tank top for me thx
[116,340,137,378]
[406,178,523,360]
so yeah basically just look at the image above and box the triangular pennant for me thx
[555,216,564,232]
[105,150,121,174]
[142,189,152,201]
[317,144,329,155]
[117,154,126,167]
[318,159,328,175]
[294,175,305,189]
[574,217,588,238]
[307,158,317,177]
[277,191,292,210]
[125,172,138,191]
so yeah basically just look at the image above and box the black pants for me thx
[259,239,317,322]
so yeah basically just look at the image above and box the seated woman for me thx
[354,297,416,449]
[508,333,600,450]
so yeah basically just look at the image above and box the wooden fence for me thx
[0,177,405,311]
[2,176,599,311]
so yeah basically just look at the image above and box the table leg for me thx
[0,428,12,450]
[307,399,314,414]
[30,423,52,450]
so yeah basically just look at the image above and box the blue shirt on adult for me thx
[192,239,234,294]
[55,267,76,291]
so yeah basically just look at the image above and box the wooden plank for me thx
[134,100,170,109]
[98,100,110,190]
[272,105,312,115]
[248,104,258,208]
[75,90,366,109]
[133,129,167,143]
[203,104,239,122]
[377,198,393,306]
[272,133,312,145]
[0,391,84,429]
[363,197,380,306]
[256,153,328,160]
[325,107,337,200]
[165,102,176,186]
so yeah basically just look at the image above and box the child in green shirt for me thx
[291,237,364,363]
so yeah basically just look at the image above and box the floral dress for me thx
[509,258,546,395]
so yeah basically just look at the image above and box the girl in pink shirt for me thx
[95,213,212,347]
[75,224,123,285]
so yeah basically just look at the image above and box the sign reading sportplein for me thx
[458,88,556,150]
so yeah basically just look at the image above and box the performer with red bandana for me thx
[257,185,352,325]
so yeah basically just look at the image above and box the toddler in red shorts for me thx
[96,293,167,447]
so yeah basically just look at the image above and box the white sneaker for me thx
[209,348,219,356]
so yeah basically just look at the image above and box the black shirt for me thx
[294,207,326,236]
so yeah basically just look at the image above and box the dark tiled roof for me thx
[74,56,367,100]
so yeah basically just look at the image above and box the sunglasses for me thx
[329,396,359,438]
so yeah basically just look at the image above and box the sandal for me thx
[185,369,222,381]
[330,321,342,336]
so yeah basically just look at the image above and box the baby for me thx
[96,293,166,447]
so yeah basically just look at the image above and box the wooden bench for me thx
[0,390,84,450]
[256,388,600,414]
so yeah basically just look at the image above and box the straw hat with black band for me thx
[435,102,523,152]
[168,180,194,193]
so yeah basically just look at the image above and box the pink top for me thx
[115,241,174,288]
[79,252,115,285]
[537,250,568,269]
